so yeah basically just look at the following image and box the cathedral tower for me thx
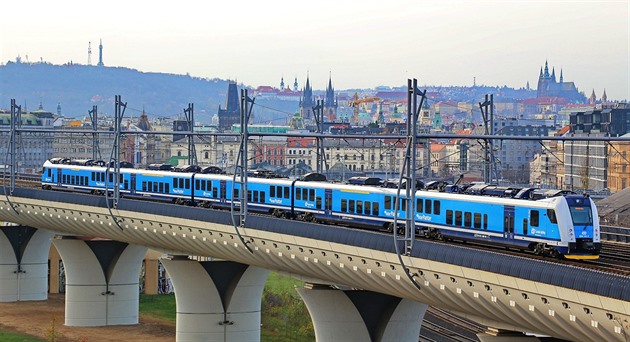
[299,74,314,120]
[323,74,337,121]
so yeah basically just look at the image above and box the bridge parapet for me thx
[1,188,629,341]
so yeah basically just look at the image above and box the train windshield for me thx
[569,205,593,225]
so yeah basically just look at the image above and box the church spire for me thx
[589,89,597,104]
[543,60,549,77]
[280,76,285,90]
[559,69,563,83]
[551,67,556,82]
[602,89,607,103]
[539,67,543,78]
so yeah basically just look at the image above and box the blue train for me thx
[41,159,601,260]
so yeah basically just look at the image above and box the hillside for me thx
[0,62,232,122]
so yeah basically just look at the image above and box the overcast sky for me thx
[1,0,628,100]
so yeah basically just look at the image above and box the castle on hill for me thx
[536,60,585,103]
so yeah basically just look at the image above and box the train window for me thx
[326,197,332,211]
[372,202,379,216]
[446,210,453,225]
[309,189,315,201]
[153,182,158,192]
[483,214,488,229]
[253,191,259,203]
[159,182,164,193]
[356,201,363,214]
[316,197,322,209]
[296,188,302,200]
[91,172,95,181]
[185,179,190,189]
[522,219,528,234]
[349,200,355,213]
[221,186,226,199]
[177,179,182,188]
[196,180,200,190]
[248,190,253,201]
[341,199,348,212]
[48,169,52,177]
[531,211,540,227]
[474,213,482,228]
[464,212,472,227]
[303,188,308,201]
[455,211,463,226]
[416,199,423,213]
[165,184,169,193]
[270,186,276,197]
[202,180,207,191]
[142,181,147,191]
[385,196,392,210]
[547,209,557,223]
[213,187,218,198]
[233,188,239,198]
[260,191,265,202]
[71,175,76,184]
[365,202,371,215]
[400,198,407,211]
[434,201,441,215]
[425,199,432,214]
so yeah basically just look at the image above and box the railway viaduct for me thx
[1,187,629,341]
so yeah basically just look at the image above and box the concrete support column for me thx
[52,237,147,326]
[297,285,427,342]
[160,258,270,342]
[0,225,54,301]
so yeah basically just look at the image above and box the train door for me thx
[56,168,62,186]
[129,174,136,195]
[504,205,515,239]
[324,189,333,216]
[220,180,227,204]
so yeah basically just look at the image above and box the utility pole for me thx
[479,94,494,183]
[88,105,100,161]
[312,99,328,174]
[231,88,255,253]
[183,103,196,165]
[8,99,22,192]
[111,95,126,208]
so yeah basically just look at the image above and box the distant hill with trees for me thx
[0,61,232,123]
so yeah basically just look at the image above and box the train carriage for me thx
[41,159,600,259]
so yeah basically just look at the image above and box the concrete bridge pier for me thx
[296,284,427,342]
[160,258,269,342]
[0,225,54,302]
[52,237,147,326]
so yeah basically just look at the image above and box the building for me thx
[536,60,585,103]
[0,107,55,172]
[299,75,314,122]
[565,104,630,191]
[323,75,338,121]
[217,82,240,131]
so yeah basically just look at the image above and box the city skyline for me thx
[1,0,628,100]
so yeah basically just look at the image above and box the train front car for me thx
[556,195,601,260]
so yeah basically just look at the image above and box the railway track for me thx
[420,306,485,342]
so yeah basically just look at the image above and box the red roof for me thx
[519,97,568,105]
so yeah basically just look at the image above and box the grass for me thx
[0,330,45,342]
[139,293,176,323]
